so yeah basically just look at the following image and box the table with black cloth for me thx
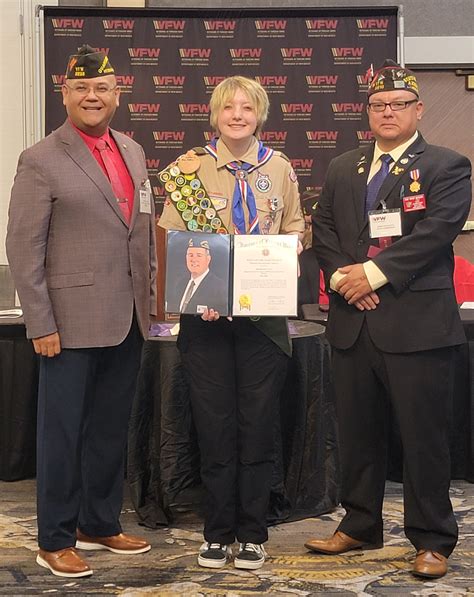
[127,319,340,528]
[0,317,38,481]
[301,304,474,483]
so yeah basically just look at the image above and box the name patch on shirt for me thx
[403,194,426,212]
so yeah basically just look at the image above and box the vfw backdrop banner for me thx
[43,7,398,215]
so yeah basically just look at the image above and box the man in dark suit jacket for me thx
[305,60,471,579]
[6,46,156,578]
[167,238,228,315]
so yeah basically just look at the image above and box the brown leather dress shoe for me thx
[76,530,151,554]
[304,531,381,555]
[36,547,93,578]
[412,550,448,578]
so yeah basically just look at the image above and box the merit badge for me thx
[205,208,216,219]
[165,180,176,193]
[181,185,192,197]
[171,190,182,202]
[176,200,187,211]
[169,166,180,177]
[159,171,171,183]
[200,198,211,210]
[235,169,248,181]
[182,210,193,222]
[255,172,272,193]
[175,175,186,187]
[187,219,198,231]
[211,217,222,229]
[190,178,201,190]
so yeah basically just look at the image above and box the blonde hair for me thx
[209,76,269,137]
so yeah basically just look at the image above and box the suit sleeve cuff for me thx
[363,260,388,291]
[329,270,345,291]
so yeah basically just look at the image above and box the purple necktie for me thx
[365,153,392,216]
[96,139,131,224]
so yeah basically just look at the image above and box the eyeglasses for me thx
[65,83,118,96]
[368,99,418,112]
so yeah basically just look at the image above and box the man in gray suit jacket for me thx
[305,61,471,578]
[6,45,156,578]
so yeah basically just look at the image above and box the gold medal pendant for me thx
[410,181,421,192]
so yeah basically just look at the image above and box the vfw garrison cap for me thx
[65,44,115,79]
[368,59,419,98]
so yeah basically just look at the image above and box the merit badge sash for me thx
[159,151,229,233]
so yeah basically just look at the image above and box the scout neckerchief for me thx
[204,137,274,235]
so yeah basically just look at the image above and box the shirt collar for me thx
[373,131,419,165]
[70,120,113,153]
[215,136,259,168]
[190,269,209,287]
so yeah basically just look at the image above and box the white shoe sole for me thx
[234,558,265,570]
[197,554,229,569]
[36,554,93,578]
[75,540,151,555]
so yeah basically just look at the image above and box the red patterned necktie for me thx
[96,139,131,224]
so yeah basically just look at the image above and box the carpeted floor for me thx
[0,479,472,596]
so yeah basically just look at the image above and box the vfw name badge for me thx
[139,179,152,214]
[368,208,402,239]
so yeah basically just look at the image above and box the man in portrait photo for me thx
[166,237,229,315]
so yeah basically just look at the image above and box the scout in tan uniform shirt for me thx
[159,137,302,237]
[159,76,304,571]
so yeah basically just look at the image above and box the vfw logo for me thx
[103,19,134,36]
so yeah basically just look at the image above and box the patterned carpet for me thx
[0,479,472,596]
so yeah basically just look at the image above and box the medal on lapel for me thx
[392,165,405,176]
[409,169,421,192]
[356,154,367,174]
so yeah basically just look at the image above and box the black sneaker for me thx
[234,542,267,570]
[197,542,232,568]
